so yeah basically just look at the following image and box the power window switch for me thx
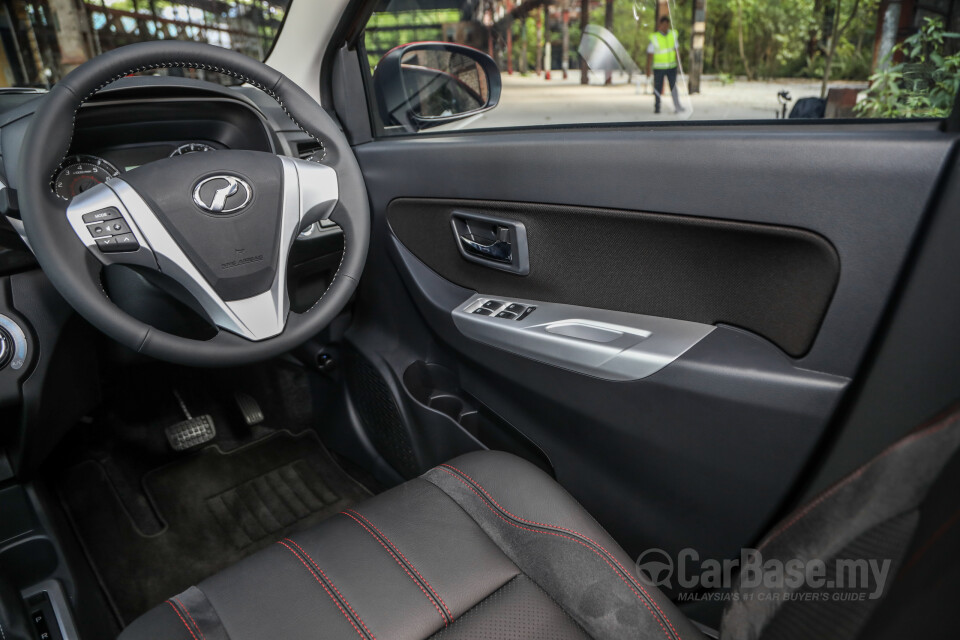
[496,311,518,320]
[516,306,536,320]
[505,303,526,314]
[482,300,503,311]
[473,307,493,316]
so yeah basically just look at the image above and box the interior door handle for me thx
[458,226,512,263]
[450,212,530,275]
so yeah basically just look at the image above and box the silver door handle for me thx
[458,227,513,263]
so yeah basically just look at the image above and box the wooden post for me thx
[579,0,589,84]
[507,0,514,74]
[520,15,528,74]
[561,0,570,79]
[689,0,707,93]
[604,0,614,84]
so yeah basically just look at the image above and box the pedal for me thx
[234,392,264,426]
[165,416,216,451]
[166,390,216,451]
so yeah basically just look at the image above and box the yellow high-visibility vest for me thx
[651,30,678,69]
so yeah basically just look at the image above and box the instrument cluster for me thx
[54,143,218,200]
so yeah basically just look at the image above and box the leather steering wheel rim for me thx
[17,41,369,367]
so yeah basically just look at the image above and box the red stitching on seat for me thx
[341,510,449,627]
[435,466,678,640]
[758,410,960,551]
[166,600,199,640]
[283,538,377,638]
[173,598,206,640]
[277,540,373,639]
[345,508,454,621]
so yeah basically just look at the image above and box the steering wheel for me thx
[17,41,369,367]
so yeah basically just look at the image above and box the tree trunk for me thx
[820,0,860,97]
[580,0,589,84]
[604,0,614,84]
[535,7,543,76]
[735,0,752,80]
[689,0,707,94]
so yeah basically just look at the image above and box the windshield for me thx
[0,0,292,89]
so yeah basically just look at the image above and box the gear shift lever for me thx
[0,572,32,640]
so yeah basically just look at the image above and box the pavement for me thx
[440,70,868,130]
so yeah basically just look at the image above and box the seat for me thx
[121,407,960,640]
[120,450,705,640]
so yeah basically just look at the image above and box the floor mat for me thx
[57,431,371,624]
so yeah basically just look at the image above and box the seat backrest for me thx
[719,405,960,640]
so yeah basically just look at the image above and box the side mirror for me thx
[373,42,501,132]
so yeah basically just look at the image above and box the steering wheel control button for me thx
[87,223,111,238]
[87,218,130,237]
[112,233,140,251]
[108,220,131,234]
[81,207,121,224]
[96,234,139,252]
[473,307,494,316]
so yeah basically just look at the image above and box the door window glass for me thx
[363,0,960,133]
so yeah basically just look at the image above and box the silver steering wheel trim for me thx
[65,157,339,341]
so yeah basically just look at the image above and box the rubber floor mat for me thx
[57,431,371,624]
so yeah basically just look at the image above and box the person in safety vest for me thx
[645,16,685,114]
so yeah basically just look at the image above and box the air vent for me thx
[296,139,325,162]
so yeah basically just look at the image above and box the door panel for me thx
[345,124,956,588]
[356,125,951,376]
[388,198,840,357]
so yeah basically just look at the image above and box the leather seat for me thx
[121,407,960,640]
[120,450,705,640]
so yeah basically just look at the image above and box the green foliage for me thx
[701,0,878,79]
[573,0,878,81]
[856,17,960,118]
[365,9,461,70]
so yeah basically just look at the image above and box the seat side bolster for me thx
[423,451,706,640]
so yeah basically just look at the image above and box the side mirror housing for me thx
[373,42,501,132]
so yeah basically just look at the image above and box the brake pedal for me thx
[165,390,216,451]
[234,392,264,426]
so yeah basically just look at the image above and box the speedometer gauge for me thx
[54,155,121,200]
[170,143,216,156]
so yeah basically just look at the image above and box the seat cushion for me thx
[120,451,704,640]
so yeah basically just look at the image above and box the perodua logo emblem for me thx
[193,175,252,214]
